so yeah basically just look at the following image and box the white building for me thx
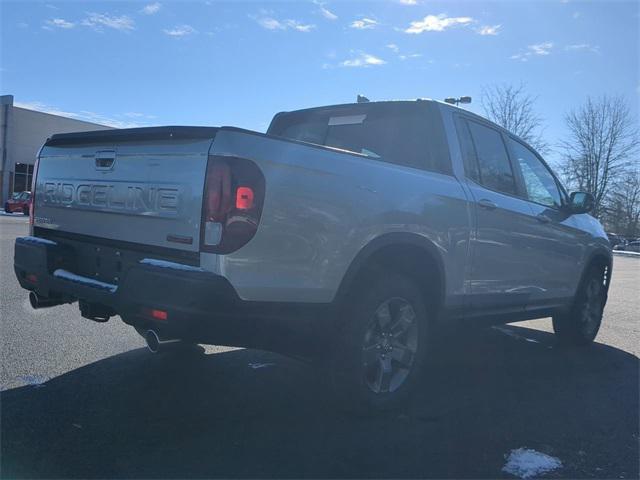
[0,95,114,203]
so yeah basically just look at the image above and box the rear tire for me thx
[4,203,9,213]
[327,272,430,412]
[552,266,606,346]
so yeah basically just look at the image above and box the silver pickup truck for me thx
[14,99,612,410]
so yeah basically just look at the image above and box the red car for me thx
[4,191,32,215]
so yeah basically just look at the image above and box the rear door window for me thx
[466,120,517,196]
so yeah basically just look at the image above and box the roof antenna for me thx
[357,94,370,103]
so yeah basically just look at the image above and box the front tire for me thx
[553,266,606,346]
[4,203,10,213]
[22,206,29,216]
[328,272,430,412]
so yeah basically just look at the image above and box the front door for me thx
[505,136,584,304]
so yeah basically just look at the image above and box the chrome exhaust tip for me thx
[29,291,65,309]
[28,291,39,309]
[144,329,180,353]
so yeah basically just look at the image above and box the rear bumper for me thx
[14,236,331,356]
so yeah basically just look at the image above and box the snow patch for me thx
[53,269,118,293]
[0,211,28,217]
[502,448,562,479]
[140,258,205,272]
[19,374,47,388]
[21,236,57,246]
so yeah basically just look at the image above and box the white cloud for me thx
[163,24,197,37]
[398,0,418,4]
[44,18,75,29]
[404,14,473,34]
[285,19,316,32]
[141,3,161,15]
[511,41,554,61]
[82,13,135,31]
[14,101,151,129]
[565,43,599,53]
[314,1,337,20]
[341,52,386,67]
[18,22,29,28]
[257,17,284,30]
[385,43,424,61]
[123,111,157,119]
[350,17,378,30]
[476,24,501,35]
[254,16,315,32]
[530,41,553,55]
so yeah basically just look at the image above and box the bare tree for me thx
[602,170,640,237]
[480,83,548,154]
[559,95,639,218]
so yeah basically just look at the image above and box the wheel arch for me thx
[579,247,613,296]
[334,232,446,315]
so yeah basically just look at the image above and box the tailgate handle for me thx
[95,150,116,170]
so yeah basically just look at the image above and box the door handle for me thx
[536,214,551,224]
[478,199,498,210]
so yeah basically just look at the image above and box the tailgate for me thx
[34,127,218,252]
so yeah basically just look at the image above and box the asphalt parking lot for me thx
[1,214,638,479]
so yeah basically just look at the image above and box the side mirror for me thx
[567,191,595,214]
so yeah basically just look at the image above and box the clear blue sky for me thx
[1,0,638,165]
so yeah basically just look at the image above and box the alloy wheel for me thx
[361,297,418,394]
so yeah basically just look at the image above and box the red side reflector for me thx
[26,274,38,284]
[151,309,168,321]
[236,186,254,210]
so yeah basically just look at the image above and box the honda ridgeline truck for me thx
[14,99,612,409]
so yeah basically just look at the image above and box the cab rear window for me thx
[268,103,450,174]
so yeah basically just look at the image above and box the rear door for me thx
[455,116,541,309]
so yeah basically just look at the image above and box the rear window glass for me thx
[466,120,517,196]
[268,103,449,173]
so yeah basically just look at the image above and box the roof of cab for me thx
[274,98,437,116]
[269,97,544,157]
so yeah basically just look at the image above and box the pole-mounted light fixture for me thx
[444,96,472,106]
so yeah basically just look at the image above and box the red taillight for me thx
[29,156,40,231]
[151,309,168,321]
[141,307,168,321]
[200,156,265,254]
[26,274,38,284]
[204,162,232,222]
[236,187,254,210]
